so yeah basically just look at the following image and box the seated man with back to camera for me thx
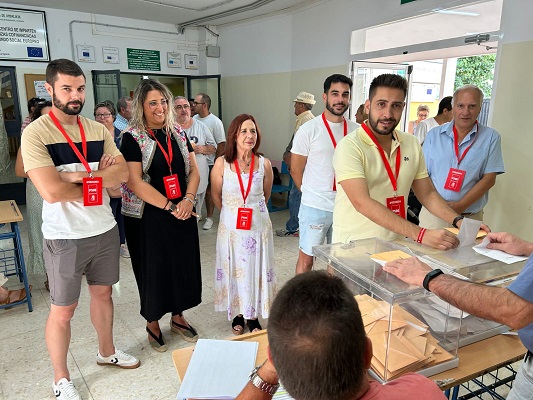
[236,271,446,399]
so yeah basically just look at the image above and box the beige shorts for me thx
[43,226,119,306]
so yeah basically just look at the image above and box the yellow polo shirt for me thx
[332,125,428,243]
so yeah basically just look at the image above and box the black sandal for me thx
[146,326,167,352]
[232,315,245,335]
[171,319,199,343]
[246,318,262,333]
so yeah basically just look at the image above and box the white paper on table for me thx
[458,218,482,247]
[473,237,529,264]
[176,339,258,399]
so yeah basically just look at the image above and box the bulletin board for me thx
[24,73,48,100]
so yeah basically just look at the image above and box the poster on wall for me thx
[0,7,50,62]
[34,80,51,100]
[184,54,198,70]
[77,44,95,63]
[167,52,181,68]
[103,46,119,64]
[127,48,161,71]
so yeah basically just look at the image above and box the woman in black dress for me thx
[120,79,202,352]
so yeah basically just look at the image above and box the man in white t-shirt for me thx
[291,74,358,274]
[193,92,226,230]
[175,96,216,220]
[415,96,453,144]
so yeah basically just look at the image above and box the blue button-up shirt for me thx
[508,255,533,353]
[423,122,504,213]
[114,114,128,132]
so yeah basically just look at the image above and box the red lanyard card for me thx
[386,196,406,219]
[444,168,466,192]
[163,174,181,199]
[83,177,103,206]
[236,207,253,230]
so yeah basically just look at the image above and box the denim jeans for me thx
[286,185,301,233]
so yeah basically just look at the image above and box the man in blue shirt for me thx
[419,85,504,228]
[384,231,533,400]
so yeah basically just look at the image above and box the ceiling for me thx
[4,0,322,29]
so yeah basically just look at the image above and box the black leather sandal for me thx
[246,318,262,333]
[171,319,199,343]
[232,315,245,335]
[146,326,167,352]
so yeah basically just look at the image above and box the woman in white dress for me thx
[211,114,277,334]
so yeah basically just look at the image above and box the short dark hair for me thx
[224,114,262,163]
[45,58,85,86]
[268,271,367,400]
[438,96,453,115]
[94,101,117,120]
[30,100,52,122]
[323,74,353,93]
[116,96,132,113]
[27,97,46,114]
[197,92,212,110]
[368,73,408,100]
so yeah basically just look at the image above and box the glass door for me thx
[187,75,221,118]
[349,61,412,131]
[92,70,122,105]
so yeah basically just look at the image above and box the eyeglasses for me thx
[95,113,112,118]
[147,99,169,109]
[193,101,205,106]
[175,104,190,110]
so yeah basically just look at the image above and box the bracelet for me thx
[183,196,197,206]
[186,192,196,199]
[417,228,427,244]
[423,269,444,291]
[452,215,464,228]
[162,200,171,210]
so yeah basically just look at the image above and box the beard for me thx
[326,101,349,117]
[368,113,398,136]
[53,92,84,116]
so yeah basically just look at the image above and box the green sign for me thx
[127,48,161,71]
[401,0,417,4]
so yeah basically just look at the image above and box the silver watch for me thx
[248,363,279,395]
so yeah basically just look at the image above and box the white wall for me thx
[484,0,533,239]
[1,2,212,120]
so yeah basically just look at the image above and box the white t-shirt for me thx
[291,115,358,212]
[193,113,225,165]
[181,119,216,194]
[415,117,439,144]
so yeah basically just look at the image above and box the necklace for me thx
[239,157,251,167]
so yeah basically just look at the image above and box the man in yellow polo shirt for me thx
[333,74,476,249]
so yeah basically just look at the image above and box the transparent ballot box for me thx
[312,238,460,382]
[391,237,527,347]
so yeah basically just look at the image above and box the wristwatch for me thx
[423,269,444,292]
[248,363,279,395]
[452,215,464,228]
[166,202,177,213]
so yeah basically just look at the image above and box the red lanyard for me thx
[49,110,92,176]
[322,112,347,147]
[322,113,347,191]
[148,129,174,174]
[362,123,401,195]
[234,155,255,206]
[453,122,478,166]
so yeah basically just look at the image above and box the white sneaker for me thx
[120,244,130,258]
[202,217,213,230]
[53,378,80,400]
[96,348,140,369]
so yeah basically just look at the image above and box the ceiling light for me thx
[433,8,480,17]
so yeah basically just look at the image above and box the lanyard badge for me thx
[362,123,405,219]
[49,111,102,207]
[444,123,478,192]
[148,129,181,199]
[322,113,347,191]
[234,155,255,230]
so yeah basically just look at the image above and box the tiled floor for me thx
[0,205,299,399]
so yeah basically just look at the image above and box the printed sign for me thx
[103,46,119,64]
[0,7,49,61]
[127,48,161,71]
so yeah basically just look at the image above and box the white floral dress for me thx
[214,156,277,320]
